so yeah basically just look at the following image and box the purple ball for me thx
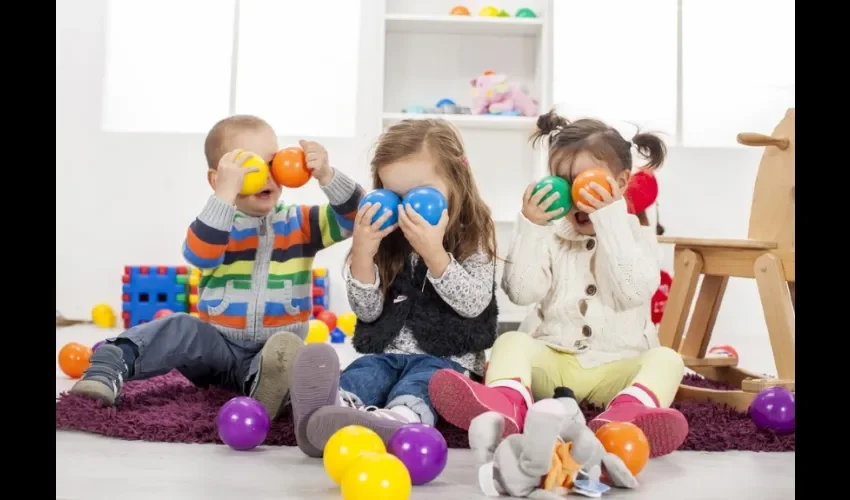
[387,423,448,485]
[92,340,106,351]
[216,397,270,450]
[749,387,795,434]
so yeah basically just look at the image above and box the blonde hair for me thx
[364,119,496,293]
[203,115,272,170]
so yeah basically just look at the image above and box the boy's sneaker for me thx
[248,331,305,420]
[429,369,529,436]
[305,406,408,453]
[68,344,128,406]
[290,343,341,458]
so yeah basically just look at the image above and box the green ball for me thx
[515,8,537,18]
[531,176,572,220]
[497,10,510,17]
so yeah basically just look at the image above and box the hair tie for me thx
[462,156,469,167]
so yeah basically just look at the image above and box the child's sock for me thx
[388,405,421,423]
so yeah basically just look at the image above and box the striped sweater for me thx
[182,170,363,343]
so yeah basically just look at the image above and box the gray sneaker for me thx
[248,331,305,420]
[68,344,128,406]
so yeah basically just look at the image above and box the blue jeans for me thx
[339,353,466,426]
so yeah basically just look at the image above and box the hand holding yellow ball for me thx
[234,152,270,195]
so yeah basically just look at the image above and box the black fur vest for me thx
[352,255,499,358]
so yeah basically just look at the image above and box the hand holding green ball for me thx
[524,175,573,225]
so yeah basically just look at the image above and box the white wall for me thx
[56,0,384,319]
[57,1,784,370]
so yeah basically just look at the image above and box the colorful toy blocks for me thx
[188,267,201,318]
[311,267,330,317]
[121,266,189,328]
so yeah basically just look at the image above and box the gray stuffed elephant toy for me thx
[470,389,639,498]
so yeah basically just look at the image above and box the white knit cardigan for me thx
[503,198,662,368]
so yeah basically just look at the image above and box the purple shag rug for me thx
[55,371,793,452]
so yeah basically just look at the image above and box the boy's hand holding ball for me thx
[214,149,263,204]
[299,140,333,185]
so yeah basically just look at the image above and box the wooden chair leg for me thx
[754,254,795,381]
[787,282,795,311]
[658,249,703,351]
[681,275,729,358]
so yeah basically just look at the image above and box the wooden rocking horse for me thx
[658,108,795,412]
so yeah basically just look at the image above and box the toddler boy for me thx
[70,115,364,419]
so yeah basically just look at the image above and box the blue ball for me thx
[403,187,448,226]
[358,189,401,230]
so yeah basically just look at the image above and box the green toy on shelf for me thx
[516,8,537,18]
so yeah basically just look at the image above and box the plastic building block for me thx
[312,268,330,314]
[121,265,189,328]
[330,328,346,344]
[188,267,201,318]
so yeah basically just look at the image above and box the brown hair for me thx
[530,109,666,178]
[204,115,273,170]
[362,119,497,293]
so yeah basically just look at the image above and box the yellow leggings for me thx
[486,331,684,407]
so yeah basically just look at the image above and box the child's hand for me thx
[521,183,564,226]
[576,176,623,213]
[398,204,449,264]
[298,140,332,185]
[214,149,260,204]
[351,202,397,261]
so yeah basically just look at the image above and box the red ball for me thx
[316,310,337,331]
[312,304,325,317]
[313,286,325,297]
[624,170,659,215]
[154,309,174,320]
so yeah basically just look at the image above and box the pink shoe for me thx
[428,369,527,436]
[588,402,689,457]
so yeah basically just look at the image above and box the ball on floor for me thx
[387,423,448,485]
[750,387,795,434]
[341,451,411,500]
[324,425,386,485]
[216,396,270,451]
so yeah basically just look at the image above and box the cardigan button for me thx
[586,284,597,296]
[586,239,596,250]
[582,325,592,337]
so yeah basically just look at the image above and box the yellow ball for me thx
[91,304,116,328]
[236,152,270,195]
[341,452,412,500]
[479,6,499,16]
[306,319,330,344]
[324,426,386,485]
[337,312,357,336]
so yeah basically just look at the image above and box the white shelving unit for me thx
[378,0,554,322]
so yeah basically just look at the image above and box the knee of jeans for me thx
[386,394,435,426]
[646,347,685,374]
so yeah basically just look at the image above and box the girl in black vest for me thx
[288,119,499,457]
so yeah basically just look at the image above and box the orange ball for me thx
[271,147,311,188]
[571,168,613,207]
[595,422,650,476]
[58,342,93,379]
[450,6,470,15]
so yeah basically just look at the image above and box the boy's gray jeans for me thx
[108,313,265,394]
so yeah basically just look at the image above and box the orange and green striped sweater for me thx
[182,170,363,342]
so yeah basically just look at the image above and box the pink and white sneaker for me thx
[428,369,531,436]
[588,400,689,457]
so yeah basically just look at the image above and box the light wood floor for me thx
[56,325,795,500]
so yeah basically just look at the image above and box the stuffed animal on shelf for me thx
[470,388,638,498]
[470,71,539,117]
